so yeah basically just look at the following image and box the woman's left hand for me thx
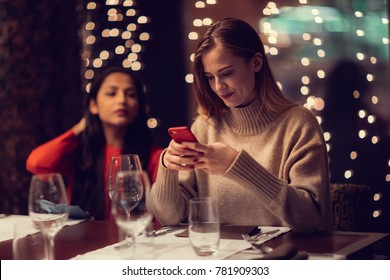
[184,142,239,175]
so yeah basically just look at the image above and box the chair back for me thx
[330,183,371,232]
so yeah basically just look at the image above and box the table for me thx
[0,220,388,260]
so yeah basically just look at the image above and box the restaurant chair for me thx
[330,183,371,232]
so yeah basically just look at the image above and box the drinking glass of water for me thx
[28,173,69,260]
[111,170,152,252]
[188,197,220,256]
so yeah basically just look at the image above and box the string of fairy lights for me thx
[185,0,389,221]
[184,0,217,85]
[81,0,159,129]
[81,0,150,91]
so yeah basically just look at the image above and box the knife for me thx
[153,226,186,237]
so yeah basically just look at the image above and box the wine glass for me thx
[108,154,142,201]
[28,173,69,260]
[111,170,153,252]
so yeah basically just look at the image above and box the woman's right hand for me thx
[162,140,202,171]
[72,117,86,136]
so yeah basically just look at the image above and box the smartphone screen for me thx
[168,126,198,143]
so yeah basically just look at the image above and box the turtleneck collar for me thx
[224,97,279,135]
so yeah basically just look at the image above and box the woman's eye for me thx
[106,91,115,96]
[222,71,232,76]
[126,92,137,98]
[206,76,214,81]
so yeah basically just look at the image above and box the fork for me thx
[242,234,274,253]
[241,229,280,254]
[242,229,280,242]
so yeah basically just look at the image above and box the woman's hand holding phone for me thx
[164,126,239,175]
[164,127,201,170]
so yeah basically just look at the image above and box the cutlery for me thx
[247,242,274,254]
[242,229,281,254]
[242,229,280,242]
[242,233,273,253]
[114,240,132,251]
[152,226,186,237]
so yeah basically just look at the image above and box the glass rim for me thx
[110,153,140,159]
[31,172,62,178]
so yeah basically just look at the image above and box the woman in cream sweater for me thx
[149,18,331,233]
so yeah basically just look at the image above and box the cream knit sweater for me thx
[149,99,332,232]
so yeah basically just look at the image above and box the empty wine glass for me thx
[111,170,152,252]
[108,154,142,200]
[28,173,69,260]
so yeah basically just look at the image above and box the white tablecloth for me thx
[0,215,86,242]
[72,226,291,260]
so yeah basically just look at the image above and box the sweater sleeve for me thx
[26,129,78,177]
[224,111,331,233]
[148,151,198,226]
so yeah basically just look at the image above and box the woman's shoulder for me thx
[192,114,220,127]
[278,105,325,144]
[275,105,324,140]
[191,114,220,133]
[283,104,315,116]
[280,105,319,126]
[189,115,221,143]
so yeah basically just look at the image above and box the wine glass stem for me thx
[43,233,55,260]
[125,210,133,246]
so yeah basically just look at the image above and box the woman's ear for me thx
[89,99,99,115]
[253,52,263,72]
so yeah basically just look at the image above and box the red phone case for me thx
[168,126,198,143]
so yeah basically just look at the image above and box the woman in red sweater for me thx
[26,67,163,220]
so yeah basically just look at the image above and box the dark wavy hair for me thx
[72,67,152,220]
[193,17,295,118]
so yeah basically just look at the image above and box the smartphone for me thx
[168,126,198,143]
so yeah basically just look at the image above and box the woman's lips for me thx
[114,109,128,116]
[220,92,234,99]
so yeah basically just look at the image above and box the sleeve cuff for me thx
[224,149,283,203]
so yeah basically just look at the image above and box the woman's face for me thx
[89,72,139,128]
[202,43,262,108]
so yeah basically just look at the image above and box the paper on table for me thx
[176,226,290,242]
[175,225,260,240]
[72,231,250,260]
[0,215,86,242]
[225,226,291,260]
[248,226,291,245]
[72,226,291,260]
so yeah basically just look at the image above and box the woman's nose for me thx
[215,78,227,92]
[116,91,126,103]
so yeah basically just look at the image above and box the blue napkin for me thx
[38,199,90,220]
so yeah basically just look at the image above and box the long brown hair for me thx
[193,17,295,118]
